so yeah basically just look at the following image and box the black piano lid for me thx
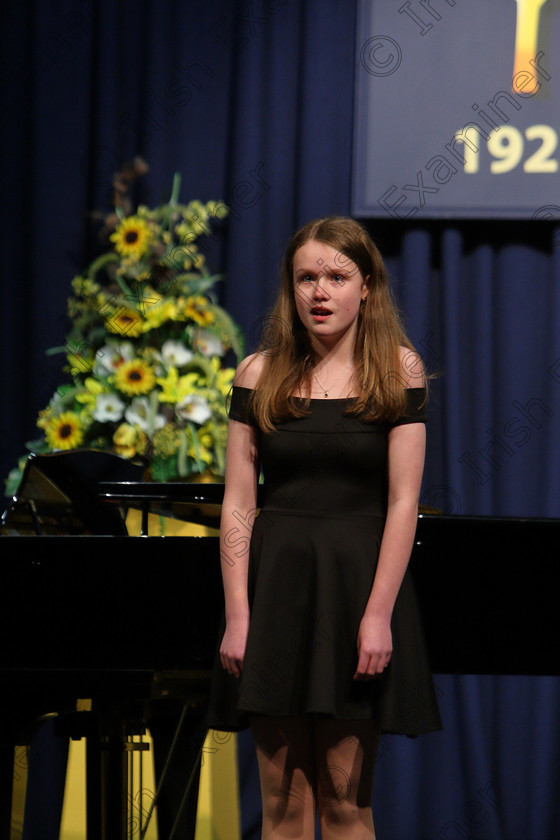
[1,450,146,536]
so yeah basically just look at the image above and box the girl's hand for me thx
[354,614,392,680]
[220,616,250,679]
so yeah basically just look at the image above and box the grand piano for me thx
[1,450,559,839]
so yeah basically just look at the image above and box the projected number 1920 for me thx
[454,124,558,173]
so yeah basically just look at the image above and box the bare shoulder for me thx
[233,352,266,388]
[398,346,426,388]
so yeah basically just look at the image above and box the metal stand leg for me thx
[60,707,153,840]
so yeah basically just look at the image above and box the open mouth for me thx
[311,306,333,319]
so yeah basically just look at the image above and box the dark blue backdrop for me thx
[2,1,559,838]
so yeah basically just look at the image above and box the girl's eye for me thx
[298,273,344,282]
[295,272,345,284]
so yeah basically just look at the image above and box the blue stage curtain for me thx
[2,2,559,838]
[375,219,560,519]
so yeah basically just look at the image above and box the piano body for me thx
[1,451,559,838]
[0,452,225,840]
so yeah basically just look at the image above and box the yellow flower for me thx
[37,408,52,430]
[183,295,214,326]
[75,377,107,409]
[206,200,229,220]
[113,423,147,458]
[142,299,178,331]
[66,346,95,375]
[191,251,206,270]
[188,440,213,464]
[216,366,235,397]
[44,412,84,450]
[156,368,200,404]
[153,425,180,458]
[71,275,100,296]
[110,216,152,260]
[174,222,195,241]
[114,359,156,396]
[192,355,231,398]
[165,242,206,272]
[106,306,144,337]
[197,427,214,451]
[187,425,213,465]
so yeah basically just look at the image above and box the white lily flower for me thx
[161,339,194,368]
[125,397,166,432]
[48,391,66,412]
[94,342,135,377]
[193,329,223,357]
[176,394,212,424]
[93,393,125,422]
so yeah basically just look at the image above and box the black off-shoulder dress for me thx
[206,386,442,736]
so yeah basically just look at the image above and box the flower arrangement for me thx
[6,159,243,494]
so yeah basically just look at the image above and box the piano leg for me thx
[14,722,68,840]
[101,733,128,840]
[85,733,102,838]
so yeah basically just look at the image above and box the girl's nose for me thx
[312,274,330,298]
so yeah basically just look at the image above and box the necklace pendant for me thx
[324,391,328,398]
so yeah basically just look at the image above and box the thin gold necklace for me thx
[312,367,352,398]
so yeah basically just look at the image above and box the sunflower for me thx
[105,306,144,337]
[110,215,152,260]
[114,359,156,396]
[44,412,84,450]
[183,295,215,326]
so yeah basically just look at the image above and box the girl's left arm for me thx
[355,346,427,680]
[354,419,426,679]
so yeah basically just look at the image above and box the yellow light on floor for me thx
[195,730,241,840]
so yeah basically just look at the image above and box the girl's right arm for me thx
[219,354,263,678]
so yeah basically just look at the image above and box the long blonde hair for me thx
[250,216,420,431]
